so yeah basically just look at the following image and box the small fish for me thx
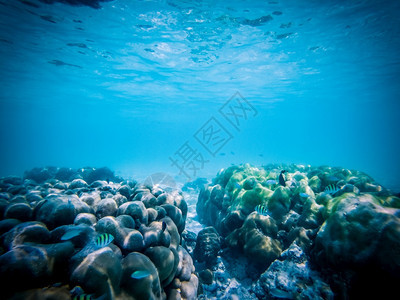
[48,59,82,69]
[265,179,277,185]
[131,270,151,279]
[255,204,269,216]
[299,193,310,198]
[94,233,114,248]
[324,184,340,195]
[73,294,93,300]
[279,170,286,186]
[61,229,81,241]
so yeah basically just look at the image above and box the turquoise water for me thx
[0,0,399,191]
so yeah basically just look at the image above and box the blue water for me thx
[0,0,399,191]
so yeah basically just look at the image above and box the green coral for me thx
[226,213,281,267]
[266,186,292,220]
[232,184,272,215]
[196,162,400,275]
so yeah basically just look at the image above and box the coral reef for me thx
[196,163,400,298]
[2,163,399,299]
[0,167,198,299]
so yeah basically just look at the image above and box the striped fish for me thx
[255,204,269,216]
[324,184,340,195]
[73,294,93,300]
[94,233,114,248]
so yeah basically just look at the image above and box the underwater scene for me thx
[0,0,400,299]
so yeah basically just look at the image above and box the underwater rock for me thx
[90,180,108,188]
[113,193,128,206]
[54,181,68,190]
[117,201,148,225]
[147,207,158,223]
[198,269,214,285]
[95,198,118,219]
[4,202,33,221]
[1,176,23,186]
[69,178,88,189]
[161,203,185,234]
[296,196,324,230]
[117,184,131,199]
[253,243,333,299]
[7,184,27,195]
[180,273,199,300]
[24,167,53,183]
[225,213,281,268]
[0,166,193,299]
[121,252,164,300]
[266,186,291,221]
[80,191,102,207]
[0,218,21,235]
[194,226,221,268]
[196,187,218,227]
[10,286,71,300]
[140,221,170,248]
[161,216,180,249]
[312,193,400,297]
[145,246,179,287]
[55,167,77,182]
[82,167,119,184]
[314,194,399,268]
[0,245,50,295]
[171,247,198,299]
[36,241,75,280]
[314,193,400,269]
[9,195,28,204]
[74,212,97,226]
[34,194,91,229]
[0,192,11,201]
[155,205,167,219]
[181,230,197,256]
[122,229,144,253]
[286,227,312,251]
[138,192,157,207]
[25,190,44,203]
[195,163,400,298]
[0,198,9,218]
[176,245,195,282]
[116,214,135,229]
[2,221,50,250]
[220,210,246,236]
[71,247,121,298]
